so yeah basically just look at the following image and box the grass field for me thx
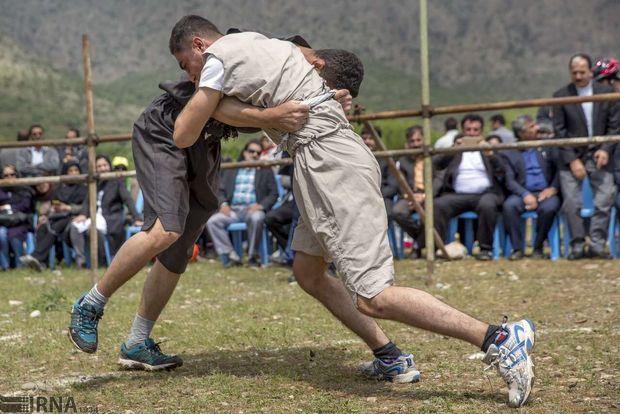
[0,258,618,413]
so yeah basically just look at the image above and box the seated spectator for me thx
[112,155,141,202]
[593,57,620,93]
[69,155,143,267]
[434,117,459,148]
[16,124,60,177]
[207,140,278,267]
[20,161,87,271]
[432,114,506,260]
[389,126,427,258]
[485,134,503,146]
[502,115,561,260]
[360,124,398,214]
[490,114,516,144]
[553,53,619,259]
[57,128,88,173]
[0,165,34,269]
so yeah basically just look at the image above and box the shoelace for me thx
[72,306,103,335]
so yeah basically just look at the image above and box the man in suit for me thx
[207,139,278,267]
[433,114,506,260]
[502,115,561,260]
[553,53,620,259]
[16,124,60,176]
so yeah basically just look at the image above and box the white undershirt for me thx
[198,55,225,91]
[576,81,593,137]
[453,151,491,194]
[31,147,44,166]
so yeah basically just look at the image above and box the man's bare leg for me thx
[357,287,487,347]
[137,259,181,321]
[292,252,390,350]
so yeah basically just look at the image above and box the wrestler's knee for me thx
[292,253,328,292]
[356,293,388,318]
[145,223,181,251]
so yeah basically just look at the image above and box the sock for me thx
[373,341,402,360]
[481,324,506,352]
[125,314,156,349]
[81,285,108,310]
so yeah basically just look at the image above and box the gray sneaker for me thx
[19,254,45,272]
[360,353,421,383]
[483,319,536,408]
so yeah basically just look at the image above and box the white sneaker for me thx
[483,319,536,407]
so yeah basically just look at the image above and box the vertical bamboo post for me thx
[419,0,435,279]
[82,34,98,284]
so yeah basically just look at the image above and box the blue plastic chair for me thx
[503,211,561,260]
[227,222,270,266]
[447,211,502,259]
[609,207,619,258]
[125,190,144,240]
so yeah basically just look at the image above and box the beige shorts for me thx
[291,129,394,300]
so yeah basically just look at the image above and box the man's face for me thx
[67,165,80,176]
[519,120,539,141]
[173,38,209,82]
[30,127,44,141]
[96,158,111,174]
[406,131,423,149]
[462,120,482,137]
[66,130,78,139]
[362,133,376,151]
[243,143,261,161]
[570,58,593,88]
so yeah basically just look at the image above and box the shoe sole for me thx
[118,358,182,371]
[67,329,96,354]
[390,370,421,384]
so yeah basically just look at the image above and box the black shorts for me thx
[132,93,221,273]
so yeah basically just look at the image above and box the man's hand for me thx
[523,194,538,211]
[133,219,144,227]
[537,187,557,202]
[72,214,87,223]
[267,101,309,132]
[220,205,232,216]
[248,204,263,214]
[334,89,353,113]
[37,215,48,229]
[569,158,586,180]
[594,149,609,169]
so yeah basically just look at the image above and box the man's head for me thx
[28,124,44,141]
[485,134,502,146]
[16,130,29,142]
[241,139,262,162]
[66,128,80,139]
[95,155,112,174]
[512,114,538,141]
[169,15,223,82]
[312,49,364,98]
[112,156,129,171]
[405,125,423,150]
[2,164,17,179]
[361,124,381,151]
[569,53,593,88]
[460,114,484,137]
[444,117,457,132]
[490,114,506,130]
[593,57,620,92]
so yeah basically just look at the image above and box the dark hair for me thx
[238,139,262,161]
[95,154,112,169]
[16,130,29,141]
[406,125,423,139]
[490,114,506,126]
[61,160,82,175]
[460,114,484,129]
[67,128,80,137]
[485,134,503,143]
[314,49,364,98]
[28,124,44,136]
[169,15,221,54]
[569,53,592,69]
[361,124,382,137]
[444,117,457,131]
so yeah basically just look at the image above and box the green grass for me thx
[0,259,618,413]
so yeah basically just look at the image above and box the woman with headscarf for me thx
[0,164,34,269]
[20,160,87,271]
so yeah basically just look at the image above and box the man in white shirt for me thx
[433,117,459,149]
[16,124,60,177]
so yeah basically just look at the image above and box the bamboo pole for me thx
[363,121,450,260]
[419,0,435,276]
[348,92,620,122]
[82,34,98,283]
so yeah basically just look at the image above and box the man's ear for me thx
[192,37,206,52]
[311,57,326,71]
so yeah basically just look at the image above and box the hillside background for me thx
[0,0,618,153]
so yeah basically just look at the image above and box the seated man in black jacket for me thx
[207,139,278,267]
[433,114,506,260]
[501,115,561,260]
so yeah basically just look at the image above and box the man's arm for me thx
[213,96,309,132]
[173,87,222,148]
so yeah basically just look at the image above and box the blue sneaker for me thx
[360,353,421,383]
[118,339,183,371]
[68,294,104,353]
[483,319,536,408]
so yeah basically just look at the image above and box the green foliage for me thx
[29,287,69,312]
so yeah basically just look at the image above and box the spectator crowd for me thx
[1,53,619,271]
